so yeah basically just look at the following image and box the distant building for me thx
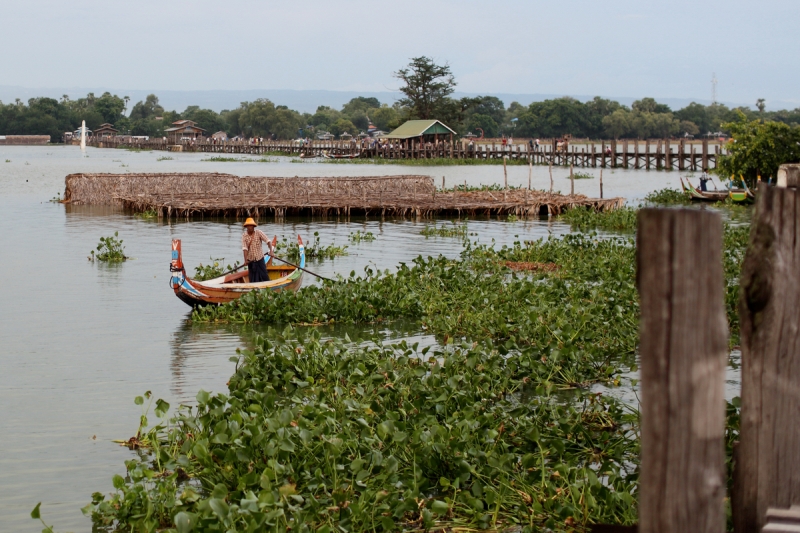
[165,120,206,143]
[340,132,353,140]
[211,131,228,141]
[94,123,119,138]
[383,120,457,144]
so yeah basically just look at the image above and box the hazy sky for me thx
[3,0,798,107]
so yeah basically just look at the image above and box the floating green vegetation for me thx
[88,218,751,532]
[643,187,690,205]
[507,214,519,222]
[135,208,158,219]
[4,159,10,163]
[560,207,638,232]
[195,235,640,359]
[202,156,245,162]
[49,192,62,203]
[570,172,595,180]
[349,230,376,243]
[89,232,128,262]
[275,232,348,262]
[420,222,469,238]
[85,330,640,533]
[202,155,281,162]
[122,146,151,153]
[157,156,174,161]
[194,258,242,281]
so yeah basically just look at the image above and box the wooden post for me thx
[570,164,574,196]
[734,184,800,533]
[528,156,532,190]
[549,163,553,194]
[637,208,728,533]
[503,156,508,202]
[599,169,603,199]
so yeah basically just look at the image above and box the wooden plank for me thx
[637,208,728,533]
[734,183,800,533]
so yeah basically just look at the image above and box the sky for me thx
[2,0,799,110]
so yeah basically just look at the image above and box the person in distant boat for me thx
[241,218,270,283]
[699,174,711,192]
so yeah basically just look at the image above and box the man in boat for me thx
[241,218,270,283]
[699,173,711,192]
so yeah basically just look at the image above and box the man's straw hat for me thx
[243,217,257,227]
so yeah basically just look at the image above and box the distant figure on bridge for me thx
[501,136,507,147]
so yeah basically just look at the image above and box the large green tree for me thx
[716,112,800,183]
[394,56,456,120]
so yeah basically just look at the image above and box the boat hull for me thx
[169,237,305,308]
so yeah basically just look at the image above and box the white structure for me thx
[80,120,86,151]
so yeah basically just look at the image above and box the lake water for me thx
[0,145,728,531]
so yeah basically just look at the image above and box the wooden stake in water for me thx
[570,164,574,196]
[442,176,445,191]
[600,169,604,199]
[503,156,508,202]
[549,164,553,194]
[528,156,532,190]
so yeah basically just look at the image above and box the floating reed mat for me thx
[63,172,624,219]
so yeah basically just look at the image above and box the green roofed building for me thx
[383,119,456,142]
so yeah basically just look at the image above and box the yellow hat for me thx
[243,217,257,227]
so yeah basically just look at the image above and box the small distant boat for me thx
[680,177,728,202]
[727,176,755,204]
[169,236,305,307]
[322,151,361,160]
[299,152,320,159]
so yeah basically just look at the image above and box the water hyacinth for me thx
[85,331,640,532]
[87,213,751,532]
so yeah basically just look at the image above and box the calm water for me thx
[0,146,715,531]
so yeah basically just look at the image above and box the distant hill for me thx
[3,85,794,114]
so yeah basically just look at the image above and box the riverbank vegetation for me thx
[3,58,798,143]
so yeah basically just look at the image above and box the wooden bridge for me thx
[86,137,722,171]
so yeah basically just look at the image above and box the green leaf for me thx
[196,390,210,404]
[112,474,125,489]
[208,498,229,518]
[134,396,143,406]
[174,511,196,533]
[31,502,41,519]
[431,499,449,514]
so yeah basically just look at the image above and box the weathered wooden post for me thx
[599,169,603,199]
[637,208,728,533]
[570,164,575,196]
[549,163,554,194]
[503,156,508,202]
[734,181,800,533]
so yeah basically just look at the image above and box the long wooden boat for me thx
[680,177,728,202]
[169,236,305,307]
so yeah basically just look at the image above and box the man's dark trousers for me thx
[248,259,269,282]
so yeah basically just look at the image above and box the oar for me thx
[265,253,336,282]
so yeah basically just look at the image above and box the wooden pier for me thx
[63,172,624,220]
[85,136,722,171]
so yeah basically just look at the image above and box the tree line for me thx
[2,57,799,143]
